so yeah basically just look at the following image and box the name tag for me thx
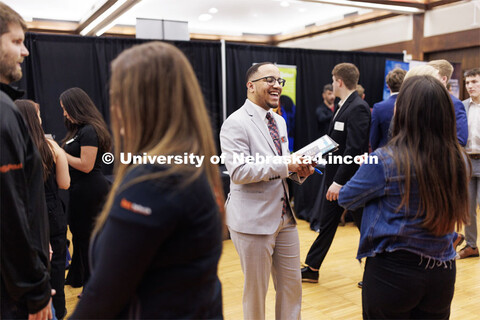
[334,121,344,131]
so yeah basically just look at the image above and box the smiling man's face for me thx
[248,64,282,110]
[0,23,29,84]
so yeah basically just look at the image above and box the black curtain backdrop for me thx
[16,33,223,151]
[13,33,401,190]
[225,43,402,151]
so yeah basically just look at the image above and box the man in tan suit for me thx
[220,62,313,319]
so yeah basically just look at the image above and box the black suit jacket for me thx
[326,91,370,186]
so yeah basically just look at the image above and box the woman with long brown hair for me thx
[71,42,224,318]
[15,99,70,319]
[338,75,470,319]
[60,87,111,291]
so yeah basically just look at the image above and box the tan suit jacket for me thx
[220,99,293,235]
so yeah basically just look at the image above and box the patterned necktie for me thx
[266,112,287,216]
[266,112,282,156]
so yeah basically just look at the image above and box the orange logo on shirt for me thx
[120,198,152,216]
[0,163,23,173]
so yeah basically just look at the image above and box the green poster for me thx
[278,65,297,105]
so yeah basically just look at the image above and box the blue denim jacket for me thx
[338,147,456,262]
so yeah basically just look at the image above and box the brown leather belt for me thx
[469,154,480,160]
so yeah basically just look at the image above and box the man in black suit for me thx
[302,63,371,283]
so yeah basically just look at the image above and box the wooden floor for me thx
[66,218,480,319]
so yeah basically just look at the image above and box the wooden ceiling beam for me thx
[26,20,78,33]
[272,10,399,44]
[75,0,118,34]
[426,0,463,10]
[345,0,427,9]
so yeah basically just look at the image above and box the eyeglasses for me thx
[251,76,286,87]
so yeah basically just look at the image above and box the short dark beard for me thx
[266,101,278,109]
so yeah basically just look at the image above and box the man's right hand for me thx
[287,155,315,177]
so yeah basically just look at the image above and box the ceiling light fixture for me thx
[299,0,424,14]
[280,1,290,7]
[209,7,218,14]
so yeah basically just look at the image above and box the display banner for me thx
[277,65,297,150]
[278,64,297,104]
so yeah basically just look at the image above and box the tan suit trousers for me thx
[229,215,302,320]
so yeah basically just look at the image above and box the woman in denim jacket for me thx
[339,75,470,319]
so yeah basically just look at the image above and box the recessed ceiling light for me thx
[198,14,212,22]
[209,7,218,14]
[280,1,290,7]
[298,8,306,13]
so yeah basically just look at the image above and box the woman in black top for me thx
[60,87,111,290]
[71,42,225,318]
[15,99,70,318]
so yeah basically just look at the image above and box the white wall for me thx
[279,2,480,51]
[424,1,480,37]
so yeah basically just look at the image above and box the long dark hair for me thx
[15,99,54,180]
[60,87,111,152]
[389,75,470,236]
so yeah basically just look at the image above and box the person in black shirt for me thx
[71,42,224,318]
[0,2,52,318]
[60,87,111,290]
[15,99,71,319]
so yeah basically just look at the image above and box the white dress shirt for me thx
[466,98,480,154]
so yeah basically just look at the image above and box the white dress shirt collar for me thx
[247,98,274,125]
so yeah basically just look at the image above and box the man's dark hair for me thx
[386,68,406,93]
[0,2,27,36]
[245,62,274,83]
[323,84,333,93]
[464,68,480,78]
[332,63,359,90]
